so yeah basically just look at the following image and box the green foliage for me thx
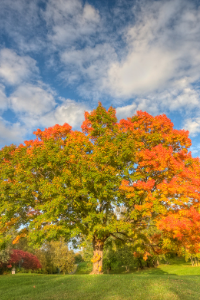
[34,243,57,274]
[50,238,75,275]
[0,230,16,274]
[0,241,11,266]
[35,239,75,274]
[82,241,93,263]
[115,245,135,271]
[0,103,200,274]
[76,261,93,274]
[74,253,84,264]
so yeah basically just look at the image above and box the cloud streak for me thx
[10,83,56,115]
[18,98,89,130]
[0,49,38,85]
[183,118,200,137]
[106,0,200,99]
[0,117,27,146]
[44,0,100,47]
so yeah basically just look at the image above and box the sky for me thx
[0,0,200,156]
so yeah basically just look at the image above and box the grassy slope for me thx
[1,259,200,300]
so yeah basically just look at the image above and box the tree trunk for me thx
[90,238,104,274]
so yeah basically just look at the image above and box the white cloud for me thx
[116,103,137,120]
[60,44,117,89]
[140,81,200,115]
[19,98,89,129]
[0,0,44,53]
[116,78,200,120]
[106,0,200,100]
[53,99,89,128]
[83,3,99,22]
[116,96,162,120]
[0,84,7,111]
[167,85,200,112]
[44,0,100,47]
[0,49,38,85]
[183,118,200,137]
[10,83,56,116]
[107,48,176,97]
[46,0,200,109]
[189,144,200,156]
[0,117,27,146]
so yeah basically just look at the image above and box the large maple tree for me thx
[0,103,200,274]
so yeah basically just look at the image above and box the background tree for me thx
[35,242,57,274]
[0,103,200,274]
[74,252,84,264]
[50,238,75,275]
[0,244,11,274]
[0,229,17,274]
[0,249,41,273]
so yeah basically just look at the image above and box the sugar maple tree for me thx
[0,103,200,274]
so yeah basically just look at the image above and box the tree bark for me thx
[90,238,104,274]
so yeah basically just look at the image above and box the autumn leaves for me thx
[0,102,200,273]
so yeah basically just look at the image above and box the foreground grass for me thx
[1,260,200,300]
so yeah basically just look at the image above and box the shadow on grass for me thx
[76,262,172,276]
[134,267,175,276]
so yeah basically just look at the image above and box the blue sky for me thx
[0,0,200,156]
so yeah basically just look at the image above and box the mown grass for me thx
[1,258,200,300]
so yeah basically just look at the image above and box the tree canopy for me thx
[0,102,200,274]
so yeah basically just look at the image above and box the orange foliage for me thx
[1,102,200,262]
[33,123,72,140]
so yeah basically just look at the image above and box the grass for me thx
[1,258,200,300]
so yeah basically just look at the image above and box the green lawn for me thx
[1,259,200,300]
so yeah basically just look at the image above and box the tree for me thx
[35,242,57,274]
[0,103,200,274]
[0,229,17,274]
[103,239,135,273]
[0,244,11,274]
[74,252,84,264]
[50,238,75,274]
[0,249,42,271]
